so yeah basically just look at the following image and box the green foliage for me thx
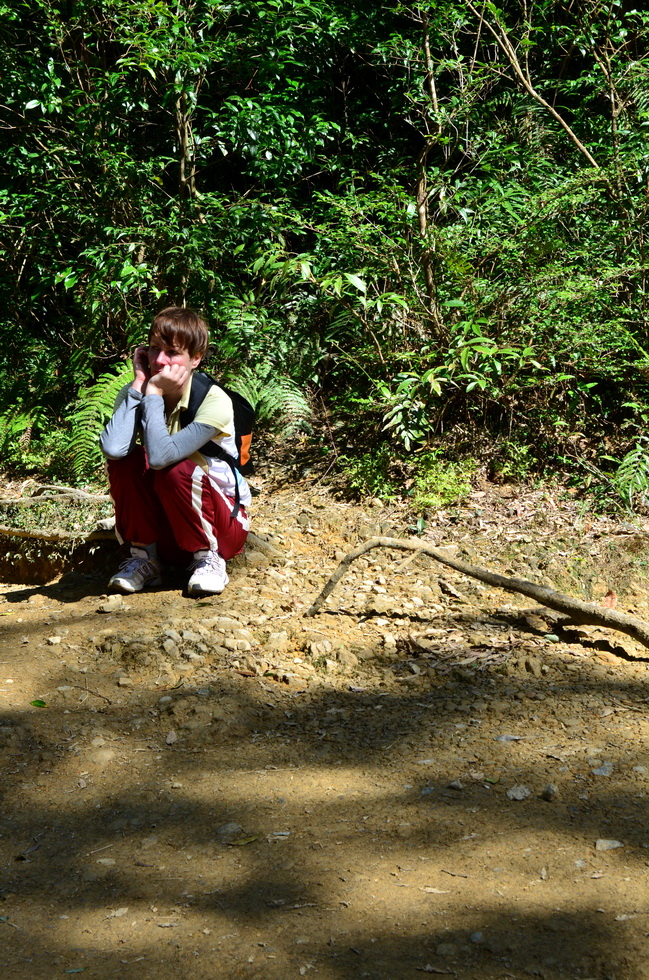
[0,494,113,537]
[410,454,476,514]
[68,364,133,478]
[380,374,431,452]
[337,446,399,501]
[226,366,313,436]
[612,437,649,509]
[0,403,74,479]
[0,405,39,456]
[2,0,649,487]
[490,441,538,483]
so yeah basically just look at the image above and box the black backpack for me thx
[180,371,255,517]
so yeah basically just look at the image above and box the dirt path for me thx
[2,470,649,979]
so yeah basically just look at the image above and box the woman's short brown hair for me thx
[148,307,209,358]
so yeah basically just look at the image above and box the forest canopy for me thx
[1,0,649,501]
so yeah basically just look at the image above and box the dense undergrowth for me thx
[2,1,649,513]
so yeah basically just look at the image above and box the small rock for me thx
[540,783,559,802]
[116,676,132,687]
[182,651,205,664]
[165,730,178,745]
[98,595,126,614]
[163,629,182,643]
[336,647,359,668]
[524,656,542,677]
[162,638,179,657]
[364,596,395,616]
[216,822,244,840]
[88,747,116,767]
[447,780,464,791]
[595,838,623,851]
[507,784,531,801]
[266,632,290,654]
[47,636,62,646]
[436,942,457,957]
[244,549,267,567]
[557,715,581,728]
[592,761,614,776]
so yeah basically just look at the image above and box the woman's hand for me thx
[146,363,190,403]
[132,346,151,392]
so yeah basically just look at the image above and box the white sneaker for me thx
[108,547,162,593]
[187,550,229,595]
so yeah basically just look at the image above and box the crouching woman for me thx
[100,306,250,596]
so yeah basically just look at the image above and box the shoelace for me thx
[191,552,222,572]
[119,555,154,573]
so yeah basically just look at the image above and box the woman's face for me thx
[147,337,202,377]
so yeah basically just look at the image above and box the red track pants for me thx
[107,447,249,566]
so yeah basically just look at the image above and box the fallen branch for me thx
[0,493,112,507]
[247,532,283,556]
[29,485,111,500]
[0,525,115,543]
[305,536,649,650]
[0,523,280,558]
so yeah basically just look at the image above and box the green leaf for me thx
[344,273,367,293]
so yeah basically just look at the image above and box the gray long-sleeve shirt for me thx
[99,387,217,469]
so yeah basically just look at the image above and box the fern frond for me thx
[69,364,132,477]
[227,366,312,436]
[0,405,40,453]
[614,436,649,507]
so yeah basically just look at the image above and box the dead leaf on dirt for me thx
[228,836,259,846]
[105,907,129,919]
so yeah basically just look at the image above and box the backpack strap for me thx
[179,372,245,519]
